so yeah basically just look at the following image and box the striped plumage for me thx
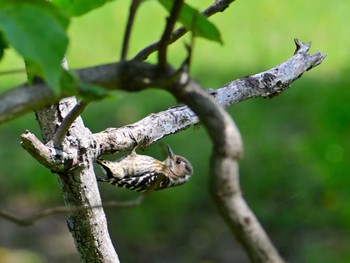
[96,146,193,192]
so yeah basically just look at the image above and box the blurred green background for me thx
[0,0,349,262]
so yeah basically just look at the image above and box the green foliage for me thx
[52,0,116,17]
[0,1,69,92]
[158,0,222,43]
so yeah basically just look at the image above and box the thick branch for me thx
[18,40,325,162]
[0,82,56,124]
[169,72,285,262]
[0,39,325,126]
[92,40,326,155]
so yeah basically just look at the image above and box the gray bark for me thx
[30,54,120,263]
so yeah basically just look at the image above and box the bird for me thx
[95,145,193,192]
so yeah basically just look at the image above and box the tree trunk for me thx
[35,96,119,262]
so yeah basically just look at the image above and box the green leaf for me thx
[52,0,115,17]
[0,3,69,92]
[0,0,69,29]
[158,0,222,44]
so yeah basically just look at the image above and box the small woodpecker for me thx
[96,146,193,192]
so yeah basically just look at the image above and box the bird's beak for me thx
[167,145,174,159]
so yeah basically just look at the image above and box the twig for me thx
[158,0,184,70]
[53,100,88,147]
[0,195,144,227]
[121,0,141,61]
[133,0,236,60]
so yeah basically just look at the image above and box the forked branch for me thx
[133,0,237,60]
[92,39,326,155]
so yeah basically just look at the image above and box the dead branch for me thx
[92,39,326,155]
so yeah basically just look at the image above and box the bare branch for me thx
[0,196,144,227]
[92,40,326,155]
[21,130,69,171]
[121,0,141,61]
[133,0,237,60]
[158,0,184,70]
[0,82,57,125]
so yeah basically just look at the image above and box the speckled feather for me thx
[96,146,193,192]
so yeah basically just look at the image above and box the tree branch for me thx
[92,39,326,155]
[121,0,141,61]
[19,40,325,163]
[0,196,144,227]
[19,40,326,166]
[168,71,286,262]
[52,100,88,147]
[0,39,325,126]
[21,130,69,171]
[133,0,237,60]
[158,0,184,70]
